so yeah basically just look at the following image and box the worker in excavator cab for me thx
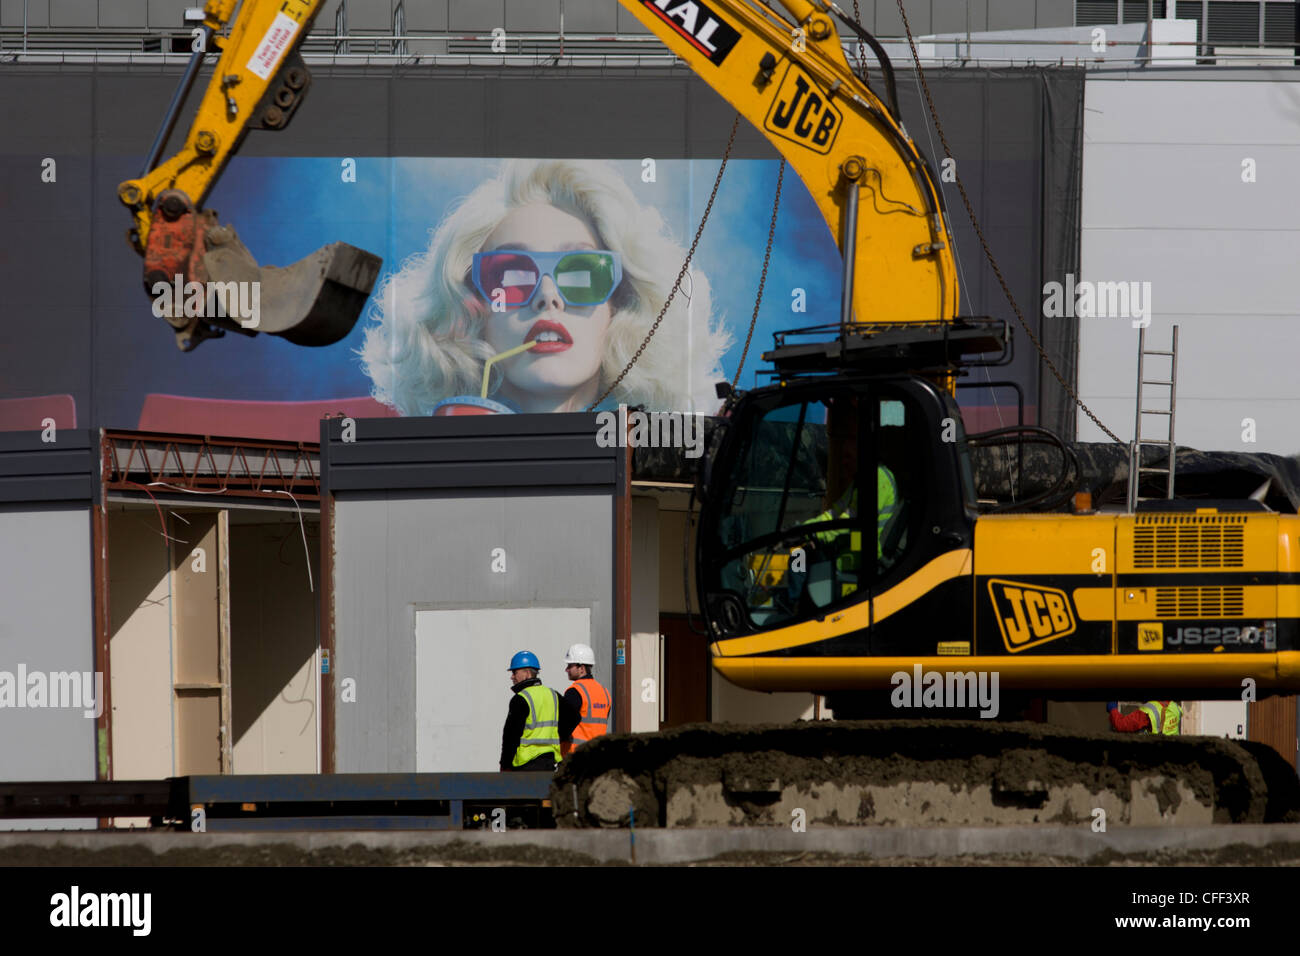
[1106,700,1183,735]
[560,643,611,756]
[500,651,578,771]
[804,398,900,598]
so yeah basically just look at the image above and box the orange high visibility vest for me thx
[562,677,610,755]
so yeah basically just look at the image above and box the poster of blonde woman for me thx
[1,153,843,440]
[360,159,732,416]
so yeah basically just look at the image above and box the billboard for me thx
[2,153,841,440]
[0,68,1082,442]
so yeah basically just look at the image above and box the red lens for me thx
[477,253,539,309]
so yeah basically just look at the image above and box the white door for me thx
[414,607,592,772]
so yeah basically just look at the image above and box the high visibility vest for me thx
[1139,700,1182,736]
[512,684,563,768]
[809,466,899,595]
[562,678,611,755]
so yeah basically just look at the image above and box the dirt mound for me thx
[552,720,1288,827]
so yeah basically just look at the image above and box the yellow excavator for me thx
[614,0,1300,713]
[126,1,1299,823]
[127,0,1297,706]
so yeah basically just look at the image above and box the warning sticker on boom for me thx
[248,11,301,81]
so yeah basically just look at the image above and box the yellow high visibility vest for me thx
[513,685,563,767]
[809,466,899,595]
[1138,700,1182,736]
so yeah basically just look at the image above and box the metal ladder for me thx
[1127,325,1179,511]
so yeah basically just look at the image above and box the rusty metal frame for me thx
[91,431,114,825]
[103,429,320,501]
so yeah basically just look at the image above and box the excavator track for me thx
[552,721,1300,828]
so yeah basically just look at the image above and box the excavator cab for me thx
[698,373,977,655]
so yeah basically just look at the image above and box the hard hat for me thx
[564,643,596,666]
[508,651,540,671]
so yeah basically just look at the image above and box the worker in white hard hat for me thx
[560,643,611,756]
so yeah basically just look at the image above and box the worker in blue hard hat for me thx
[500,650,579,771]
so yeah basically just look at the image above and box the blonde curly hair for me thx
[359,159,732,415]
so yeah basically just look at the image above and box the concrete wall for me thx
[0,505,95,830]
[1078,69,1300,456]
[333,491,613,772]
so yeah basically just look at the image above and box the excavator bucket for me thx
[142,191,383,351]
[201,222,383,348]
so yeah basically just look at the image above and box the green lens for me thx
[554,253,616,305]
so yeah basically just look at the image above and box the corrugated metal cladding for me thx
[1122,1,1169,20]
[1076,1,1120,25]
[0,430,99,504]
[321,413,620,494]
[1082,0,1298,44]
[1208,0,1262,42]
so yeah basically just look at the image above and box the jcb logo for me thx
[987,579,1076,652]
[764,63,842,154]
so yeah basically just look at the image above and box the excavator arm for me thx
[118,0,381,351]
[123,1,949,349]
[617,0,959,326]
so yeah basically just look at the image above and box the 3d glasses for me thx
[471,249,623,310]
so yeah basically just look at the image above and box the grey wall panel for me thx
[236,75,392,158]
[2,0,49,27]
[404,0,449,32]
[0,73,93,153]
[99,0,148,28]
[989,0,1039,31]
[1079,71,1300,455]
[0,431,98,503]
[327,410,619,771]
[558,0,619,32]
[91,73,176,152]
[333,491,613,771]
[449,0,504,32]
[323,413,621,493]
[0,504,96,829]
[616,3,650,32]
[1037,0,1077,27]
[48,0,96,28]
[1083,143,1300,231]
[147,0,191,28]
[933,0,987,33]
[348,0,395,32]
[876,0,932,37]
[389,75,488,154]
[506,0,560,32]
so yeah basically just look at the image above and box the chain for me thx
[893,0,1122,446]
[731,160,786,390]
[851,0,868,78]
[588,115,741,411]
